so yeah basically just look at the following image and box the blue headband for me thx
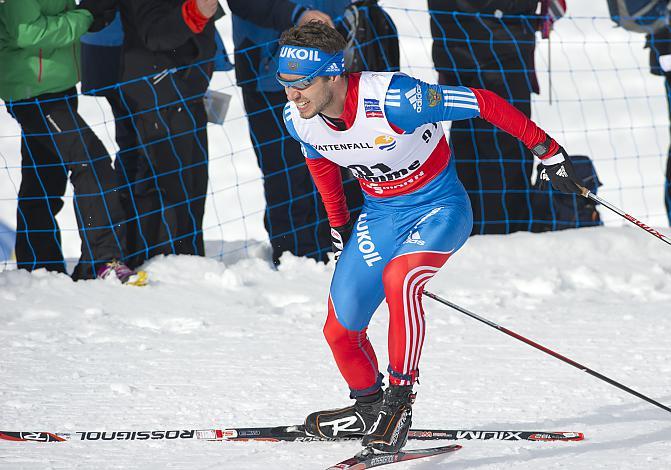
[277,45,345,77]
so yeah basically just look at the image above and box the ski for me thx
[0,426,583,443]
[219,425,583,442]
[0,429,220,443]
[409,429,584,442]
[325,444,462,470]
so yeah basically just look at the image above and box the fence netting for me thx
[0,4,669,272]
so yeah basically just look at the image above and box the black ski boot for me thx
[362,385,415,453]
[304,389,383,439]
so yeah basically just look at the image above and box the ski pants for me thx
[324,186,472,396]
[7,88,126,280]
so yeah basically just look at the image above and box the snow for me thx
[1,228,671,469]
[2,0,671,468]
[1,0,671,258]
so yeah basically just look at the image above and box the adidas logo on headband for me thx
[325,63,341,73]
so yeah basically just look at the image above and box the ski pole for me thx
[579,187,671,247]
[423,290,671,414]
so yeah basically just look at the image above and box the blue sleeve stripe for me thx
[446,103,480,110]
[449,96,478,103]
[385,88,401,107]
[282,106,325,160]
[443,89,479,110]
[283,105,297,135]
[443,91,478,102]
[443,96,478,102]
[443,89,476,97]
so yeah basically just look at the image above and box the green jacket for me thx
[0,0,93,102]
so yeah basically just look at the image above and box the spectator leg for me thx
[241,87,332,264]
[665,75,671,226]
[11,109,68,274]
[440,71,534,235]
[130,102,207,259]
[174,97,208,256]
[104,89,150,268]
[10,92,127,278]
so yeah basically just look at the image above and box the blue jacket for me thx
[229,0,350,91]
[80,12,124,94]
[81,12,124,47]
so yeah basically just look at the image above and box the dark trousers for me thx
[113,93,209,268]
[241,87,363,264]
[646,31,671,225]
[666,148,671,225]
[8,89,126,279]
[664,78,671,225]
[439,71,535,235]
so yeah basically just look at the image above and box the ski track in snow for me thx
[1,228,670,469]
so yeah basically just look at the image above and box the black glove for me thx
[538,147,585,195]
[330,218,354,261]
[78,0,118,32]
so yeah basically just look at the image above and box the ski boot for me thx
[362,385,415,453]
[304,388,383,439]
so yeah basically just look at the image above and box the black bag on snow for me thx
[607,0,669,33]
[531,155,603,232]
[337,0,400,73]
[646,26,671,76]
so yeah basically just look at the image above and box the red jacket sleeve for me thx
[305,158,350,227]
[470,88,559,159]
[182,0,209,33]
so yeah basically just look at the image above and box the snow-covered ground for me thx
[1,228,671,469]
[1,0,670,261]
[2,1,671,469]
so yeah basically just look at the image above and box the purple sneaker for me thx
[97,261,147,286]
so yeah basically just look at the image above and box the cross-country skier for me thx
[277,22,583,454]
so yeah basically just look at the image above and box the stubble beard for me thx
[298,87,333,120]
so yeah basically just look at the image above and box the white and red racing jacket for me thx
[283,71,558,227]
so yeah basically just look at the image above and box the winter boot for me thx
[304,389,383,439]
[97,260,148,286]
[362,385,415,453]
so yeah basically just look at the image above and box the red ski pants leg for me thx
[323,296,382,397]
[383,251,452,386]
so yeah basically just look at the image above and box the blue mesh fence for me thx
[0,2,669,274]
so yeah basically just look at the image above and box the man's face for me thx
[281,75,333,119]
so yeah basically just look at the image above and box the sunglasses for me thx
[275,72,319,90]
[276,53,341,90]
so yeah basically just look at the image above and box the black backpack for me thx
[337,0,400,73]
[531,155,603,232]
